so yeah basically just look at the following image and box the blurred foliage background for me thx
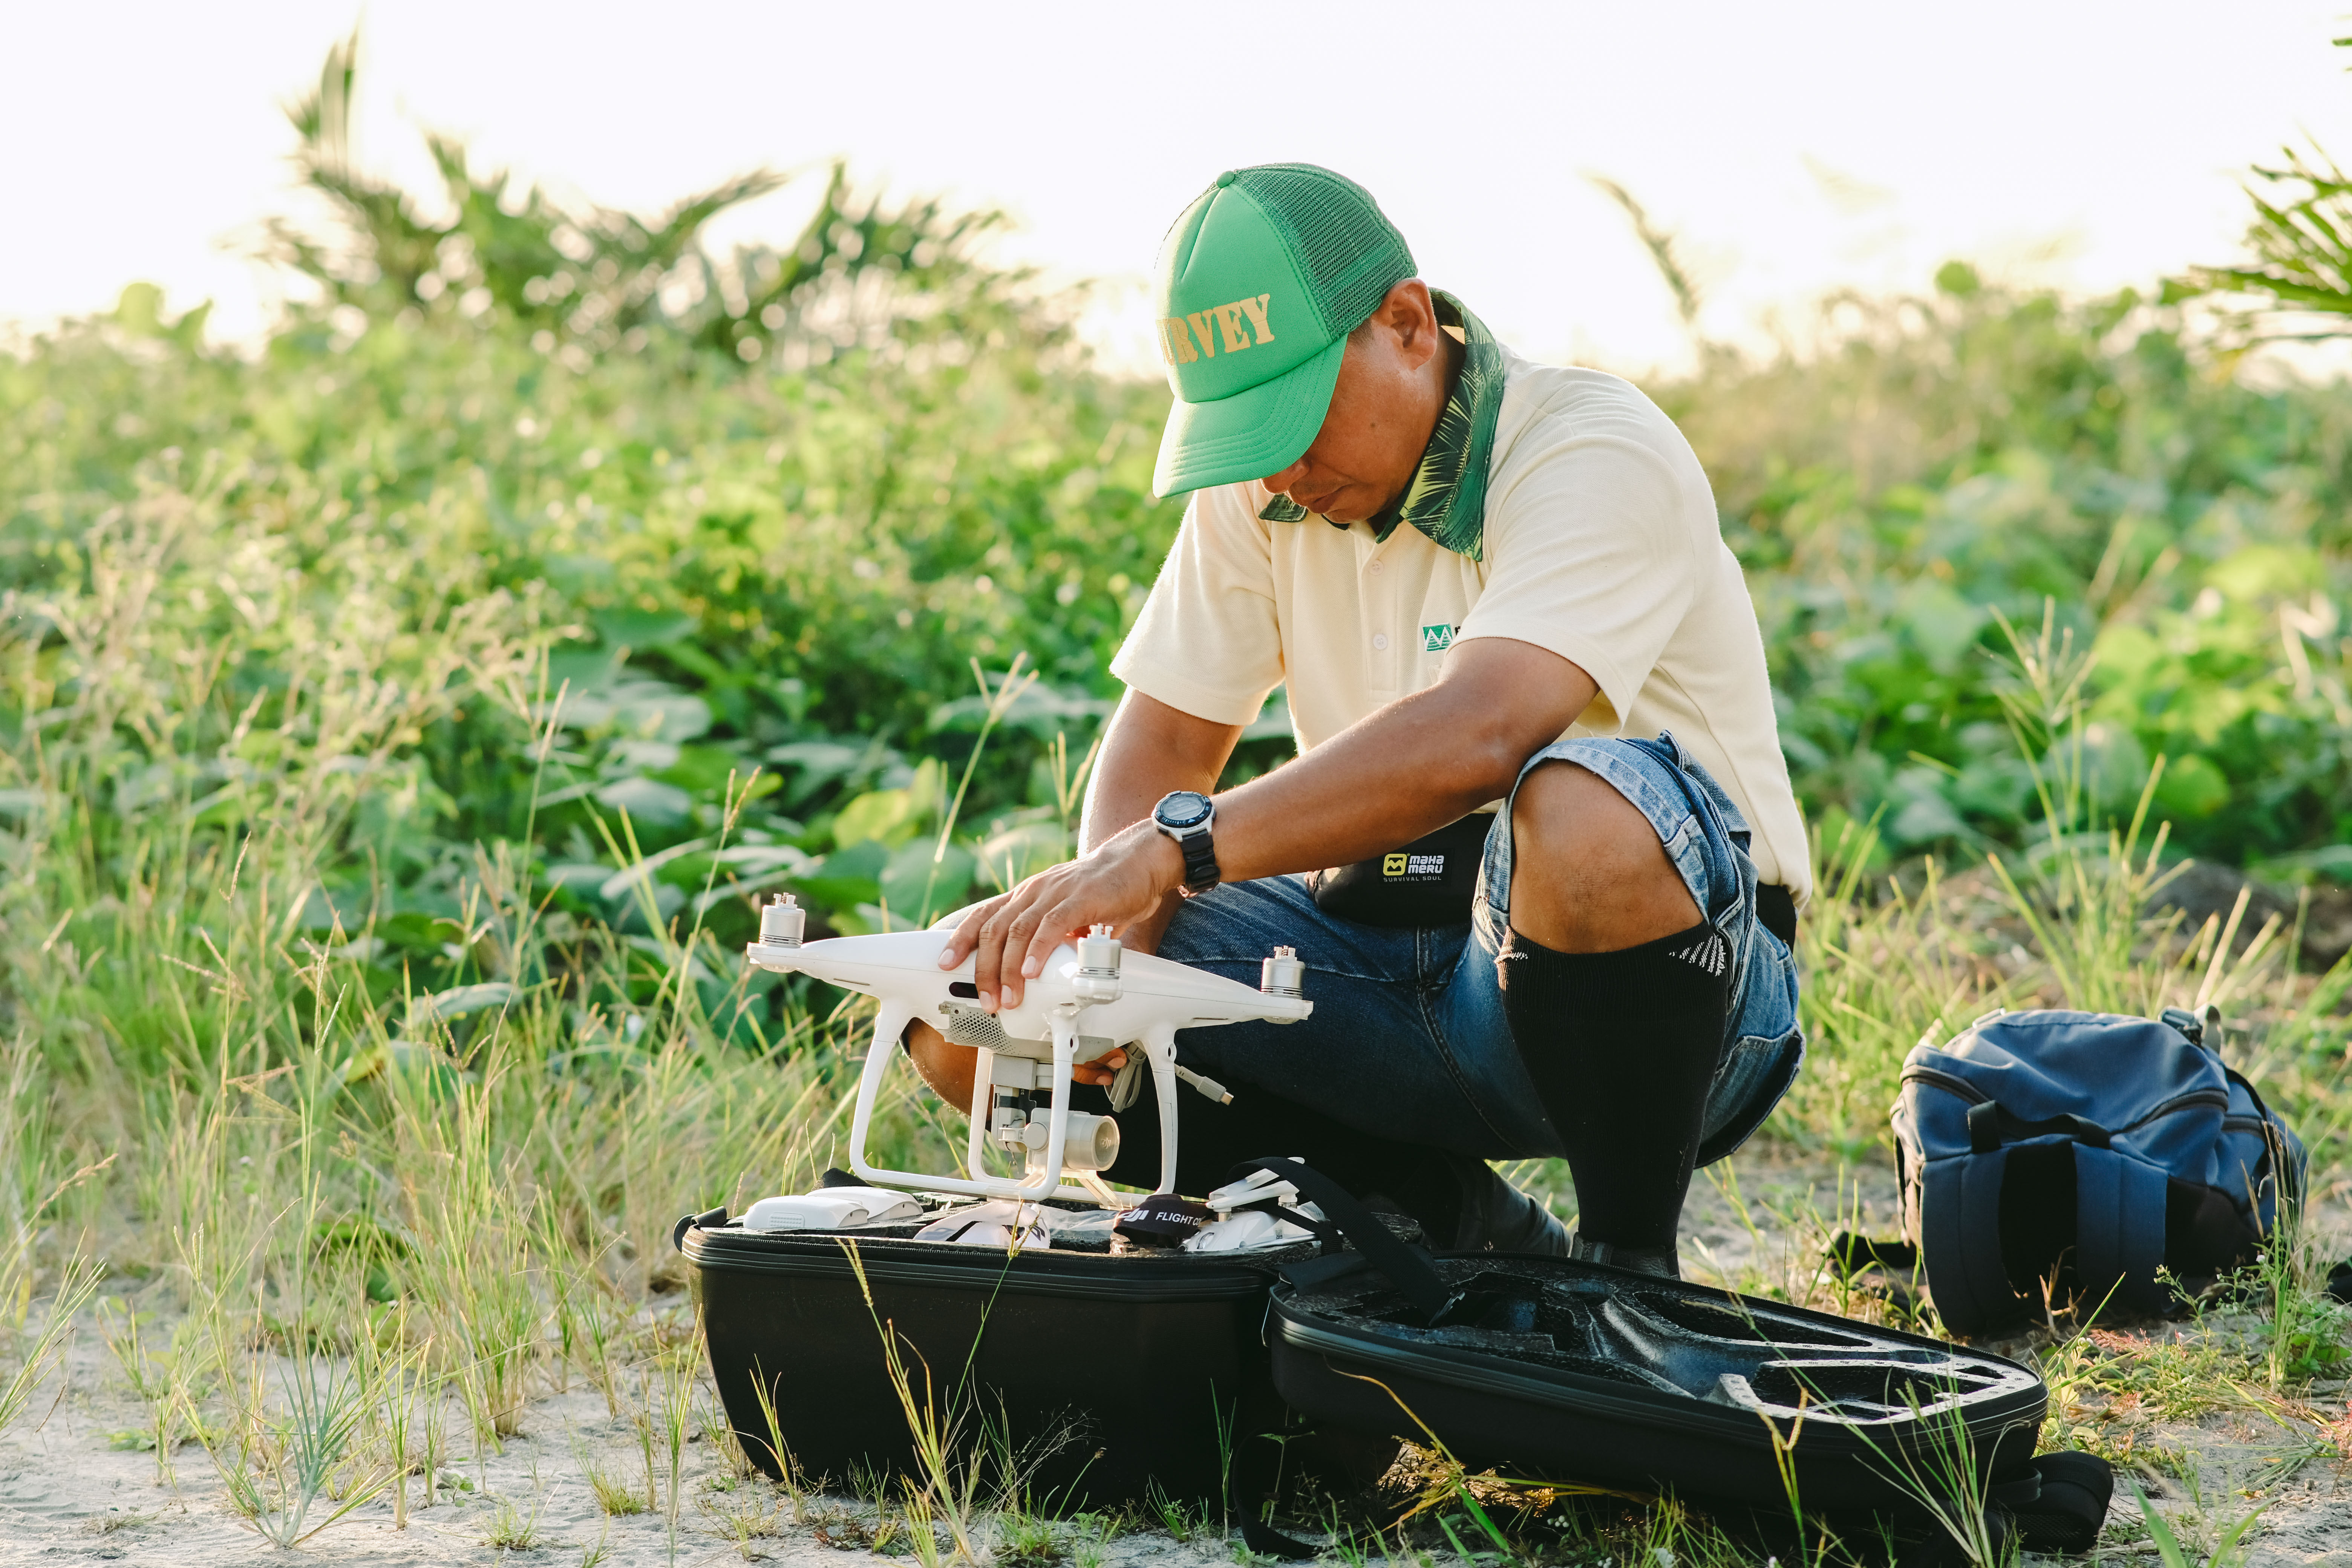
[4,39,2350,1063]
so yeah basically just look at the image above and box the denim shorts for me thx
[1155,731,1805,1163]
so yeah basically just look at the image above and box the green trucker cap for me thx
[1150,164,1416,498]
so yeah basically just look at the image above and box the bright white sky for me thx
[5,2,2351,375]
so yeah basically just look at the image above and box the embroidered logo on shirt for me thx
[1671,933,1729,977]
[1423,623,1456,653]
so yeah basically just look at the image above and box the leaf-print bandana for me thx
[1254,291,1502,562]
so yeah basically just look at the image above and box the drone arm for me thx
[1140,1021,1181,1196]
[963,1043,996,1191]
[846,996,915,1189]
[1018,1010,1082,1203]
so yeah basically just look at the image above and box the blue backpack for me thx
[1888,1008,2305,1335]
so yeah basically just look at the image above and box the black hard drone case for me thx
[684,1162,2062,1533]
[1250,1161,2050,1519]
[678,1205,1295,1509]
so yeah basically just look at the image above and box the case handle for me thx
[672,1205,728,1253]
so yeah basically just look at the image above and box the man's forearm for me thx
[1079,747,1196,954]
[1207,638,1597,884]
[1079,691,1240,952]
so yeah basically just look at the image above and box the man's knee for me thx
[905,1018,978,1114]
[1508,760,1700,951]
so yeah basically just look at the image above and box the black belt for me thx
[1310,808,1801,946]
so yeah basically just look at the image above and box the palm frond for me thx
[1588,174,1703,328]
[2171,142,2352,341]
[259,35,1031,364]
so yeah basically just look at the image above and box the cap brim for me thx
[1151,333,1346,499]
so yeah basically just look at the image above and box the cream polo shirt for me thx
[1110,346,1810,903]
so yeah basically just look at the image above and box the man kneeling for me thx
[910,164,1807,1278]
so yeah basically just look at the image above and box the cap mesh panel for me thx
[1230,164,1416,339]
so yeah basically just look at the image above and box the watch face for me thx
[1156,791,1213,830]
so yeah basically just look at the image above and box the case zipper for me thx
[1899,1066,1986,1104]
[1902,1068,2229,1133]
[2113,1089,2230,1133]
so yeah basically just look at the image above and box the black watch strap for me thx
[1176,827,1220,892]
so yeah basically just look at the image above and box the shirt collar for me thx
[1254,290,1504,562]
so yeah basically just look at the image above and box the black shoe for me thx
[1569,1231,1680,1278]
[1447,1160,1573,1256]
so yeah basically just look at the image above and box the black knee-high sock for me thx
[1494,919,1732,1253]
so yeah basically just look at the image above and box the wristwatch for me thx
[1151,790,1221,895]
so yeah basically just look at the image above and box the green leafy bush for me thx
[1678,266,2352,870]
[5,45,2348,1046]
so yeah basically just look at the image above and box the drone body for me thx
[744,897,1309,1203]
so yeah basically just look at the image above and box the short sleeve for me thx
[1110,485,1285,726]
[1453,434,1696,729]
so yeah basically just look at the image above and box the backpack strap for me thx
[2072,1145,2170,1319]
[1966,1101,2111,1152]
[2159,1006,2210,1049]
[1920,1149,2014,1334]
[2225,1065,2307,1211]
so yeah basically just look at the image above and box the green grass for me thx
[590,1480,649,1522]
[695,1479,787,1560]
[482,1492,546,1550]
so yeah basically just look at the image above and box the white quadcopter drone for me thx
[743,895,1311,1204]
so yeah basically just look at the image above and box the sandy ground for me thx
[1689,1153,2352,1568]
[2,1151,2347,1566]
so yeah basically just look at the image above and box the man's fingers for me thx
[970,889,1034,1009]
[995,892,1052,1008]
[941,893,1008,966]
[1071,1047,1128,1087]
[975,899,1028,1009]
[959,866,1142,1011]
[997,885,1089,1007]
[991,876,1066,1008]
[939,910,970,965]
[1020,897,1090,985]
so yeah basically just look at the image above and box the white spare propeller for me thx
[740,1188,925,1231]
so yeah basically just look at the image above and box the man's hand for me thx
[937,818,1189,1010]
